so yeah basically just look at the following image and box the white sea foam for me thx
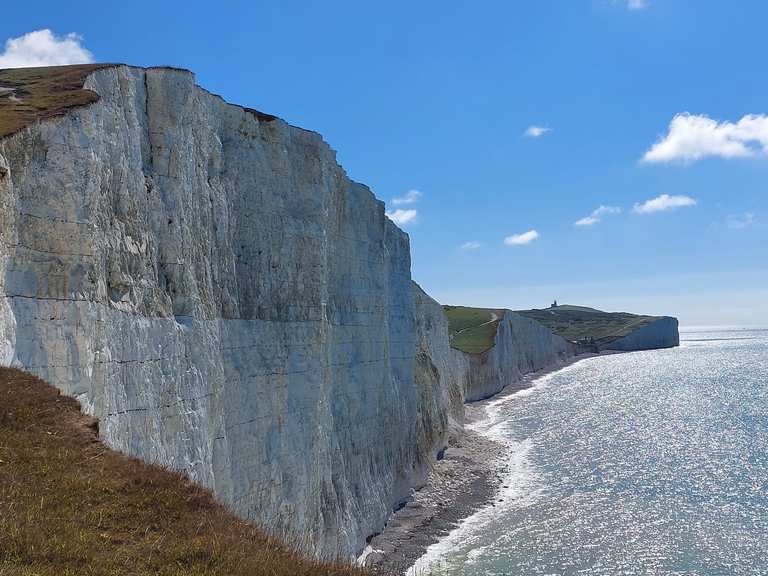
[412,330,768,575]
[406,371,555,575]
[356,544,381,566]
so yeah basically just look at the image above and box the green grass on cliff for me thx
[516,305,659,345]
[443,305,503,354]
[0,368,369,576]
[0,65,113,139]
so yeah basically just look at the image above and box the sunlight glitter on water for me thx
[409,328,768,576]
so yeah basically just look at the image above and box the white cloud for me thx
[524,125,551,138]
[633,194,696,214]
[392,189,422,205]
[386,208,418,226]
[575,205,622,227]
[627,0,649,10]
[460,241,482,251]
[642,113,768,164]
[0,29,94,68]
[504,229,539,246]
[726,212,756,229]
[575,215,600,227]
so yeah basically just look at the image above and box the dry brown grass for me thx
[0,367,370,576]
[0,64,115,139]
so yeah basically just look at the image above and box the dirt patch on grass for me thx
[0,367,369,576]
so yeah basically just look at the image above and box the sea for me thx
[408,327,768,576]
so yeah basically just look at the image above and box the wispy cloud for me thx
[391,189,422,205]
[0,29,94,68]
[524,125,551,138]
[726,212,756,229]
[633,194,697,214]
[460,241,482,251]
[627,0,649,10]
[504,229,539,246]
[575,205,622,227]
[642,113,768,164]
[385,208,418,226]
[387,189,422,226]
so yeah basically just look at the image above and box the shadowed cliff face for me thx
[0,64,452,558]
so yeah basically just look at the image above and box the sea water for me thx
[409,327,768,576]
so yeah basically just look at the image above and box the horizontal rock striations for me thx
[0,64,445,558]
[0,64,679,560]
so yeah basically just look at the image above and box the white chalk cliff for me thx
[0,64,678,559]
[0,65,428,557]
[603,316,679,351]
[463,311,574,402]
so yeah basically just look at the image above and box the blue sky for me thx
[2,1,766,325]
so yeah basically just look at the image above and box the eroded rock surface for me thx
[0,65,438,557]
[464,311,575,402]
[0,64,678,561]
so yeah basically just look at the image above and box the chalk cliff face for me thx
[0,64,679,560]
[463,312,574,402]
[0,65,449,557]
[604,316,679,351]
[412,283,468,437]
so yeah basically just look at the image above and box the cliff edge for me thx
[0,64,450,558]
[0,64,680,564]
[516,305,679,352]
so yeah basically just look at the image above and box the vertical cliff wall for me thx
[463,311,575,402]
[411,283,469,440]
[0,64,452,558]
[604,316,680,351]
[0,64,665,561]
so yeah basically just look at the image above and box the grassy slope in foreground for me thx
[443,305,504,354]
[0,368,367,576]
[516,305,659,346]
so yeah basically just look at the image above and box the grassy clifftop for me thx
[444,303,663,353]
[443,306,504,354]
[0,65,116,139]
[516,305,659,345]
[0,368,367,576]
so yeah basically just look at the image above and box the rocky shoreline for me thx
[362,423,502,574]
[365,352,614,575]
